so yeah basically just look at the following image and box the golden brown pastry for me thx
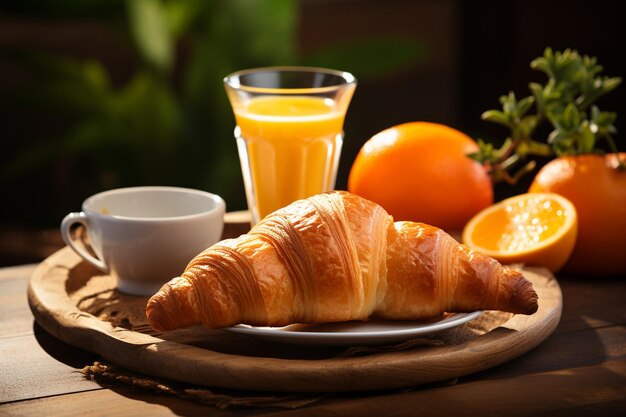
[147,191,538,331]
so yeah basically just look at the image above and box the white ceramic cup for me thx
[60,186,225,296]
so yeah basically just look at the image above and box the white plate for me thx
[224,311,482,346]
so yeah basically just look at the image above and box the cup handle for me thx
[60,212,109,272]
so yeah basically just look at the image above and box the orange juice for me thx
[234,96,345,220]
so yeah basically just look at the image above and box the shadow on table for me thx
[78,360,626,416]
[33,321,99,368]
[463,274,625,382]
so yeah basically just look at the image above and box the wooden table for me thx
[1,238,625,415]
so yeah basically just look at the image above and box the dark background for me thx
[1,0,625,265]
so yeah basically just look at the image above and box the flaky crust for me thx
[147,192,538,331]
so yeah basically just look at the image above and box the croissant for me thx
[147,191,538,331]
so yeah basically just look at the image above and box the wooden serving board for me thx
[27,246,562,393]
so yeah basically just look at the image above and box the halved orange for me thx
[462,193,578,273]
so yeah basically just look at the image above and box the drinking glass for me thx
[224,66,356,225]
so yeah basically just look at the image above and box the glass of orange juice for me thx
[224,67,357,225]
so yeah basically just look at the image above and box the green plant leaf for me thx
[481,110,511,127]
[162,0,205,36]
[127,0,173,74]
[2,49,111,117]
[582,55,602,78]
[517,115,539,138]
[578,121,595,153]
[530,47,554,77]
[564,102,581,129]
[500,92,517,115]
[517,139,552,156]
[478,48,620,184]
[517,96,535,117]
[528,82,545,114]
[601,76,623,95]
[590,105,618,135]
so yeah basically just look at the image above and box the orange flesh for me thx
[471,196,568,252]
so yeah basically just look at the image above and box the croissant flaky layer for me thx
[146,192,538,331]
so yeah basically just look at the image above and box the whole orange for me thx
[348,122,493,231]
[529,153,626,276]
